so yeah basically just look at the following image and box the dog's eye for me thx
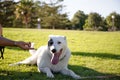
[58,41,61,44]
[49,41,53,45]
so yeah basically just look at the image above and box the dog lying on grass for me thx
[10,35,80,79]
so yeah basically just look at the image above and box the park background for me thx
[0,0,120,31]
[0,0,120,80]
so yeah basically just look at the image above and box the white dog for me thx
[10,35,80,79]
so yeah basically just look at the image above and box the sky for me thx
[15,0,120,20]
[62,0,120,19]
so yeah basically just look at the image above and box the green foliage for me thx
[0,0,69,29]
[0,1,16,27]
[83,19,93,31]
[39,0,70,29]
[106,12,120,31]
[14,0,39,28]
[83,12,104,31]
[0,0,120,31]
[0,28,120,80]
[71,10,87,30]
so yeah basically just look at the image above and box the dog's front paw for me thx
[47,72,54,78]
[73,74,80,79]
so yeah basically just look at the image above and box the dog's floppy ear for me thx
[48,35,54,47]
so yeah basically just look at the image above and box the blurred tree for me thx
[71,10,87,30]
[40,4,59,29]
[100,17,108,31]
[106,12,120,31]
[15,0,39,28]
[83,12,103,31]
[0,0,70,29]
[39,0,70,29]
[58,14,71,29]
[0,0,16,27]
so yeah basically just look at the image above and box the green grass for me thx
[0,28,120,80]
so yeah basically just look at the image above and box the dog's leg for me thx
[38,67,54,78]
[60,68,80,79]
[9,56,37,66]
[29,49,36,55]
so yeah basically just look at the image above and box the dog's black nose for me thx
[51,49,56,53]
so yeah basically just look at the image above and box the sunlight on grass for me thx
[0,28,120,80]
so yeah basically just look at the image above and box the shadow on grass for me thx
[0,65,119,80]
[72,52,120,60]
[68,65,120,80]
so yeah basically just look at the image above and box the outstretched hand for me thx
[15,41,34,50]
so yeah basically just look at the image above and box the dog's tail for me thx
[29,43,36,55]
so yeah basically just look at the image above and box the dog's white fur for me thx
[10,35,80,79]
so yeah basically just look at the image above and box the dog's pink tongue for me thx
[51,53,59,65]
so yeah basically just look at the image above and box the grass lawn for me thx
[0,28,120,80]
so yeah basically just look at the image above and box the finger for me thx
[27,42,31,47]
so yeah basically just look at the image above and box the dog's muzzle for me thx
[51,49,63,65]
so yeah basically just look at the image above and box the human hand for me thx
[14,41,34,50]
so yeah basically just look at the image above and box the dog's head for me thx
[48,35,67,65]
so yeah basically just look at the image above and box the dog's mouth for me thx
[51,49,63,65]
